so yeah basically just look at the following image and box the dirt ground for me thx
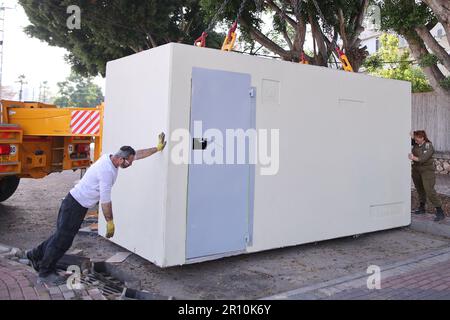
[1,171,450,299]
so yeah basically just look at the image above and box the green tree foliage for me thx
[19,0,223,77]
[54,73,104,108]
[19,0,373,72]
[363,34,432,93]
[378,0,434,36]
[377,0,449,96]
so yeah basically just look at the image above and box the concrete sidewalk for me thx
[410,213,450,238]
[264,247,450,300]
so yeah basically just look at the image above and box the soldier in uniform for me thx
[409,130,445,222]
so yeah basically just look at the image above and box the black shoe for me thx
[434,207,446,222]
[37,272,67,287]
[414,204,426,215]
[26,250,40,273]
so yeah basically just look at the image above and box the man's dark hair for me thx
[115,146,136,159]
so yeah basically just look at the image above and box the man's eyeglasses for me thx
[122,158,131,166]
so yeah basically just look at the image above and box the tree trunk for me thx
[309,14,328,66]
[240,19,290,60]
[140,28,157,49]
[265,0,298,29]
[346,45,369,72]
[415,25,450,72]
[281,27,294,51]
[337,0,369,72]
[235,1,369,69]
[422,0,450,46]
[292,16,307,59]
[404,32,450,97]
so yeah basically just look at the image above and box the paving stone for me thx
[37,292,51,300]
[68,249,84,256]
[0,255,110,302]
[266,246,450,300]
[433,284,449,291]
[88,288,101,295]
[59,284,71,292]
[91,294,107,300]
[48,286,61,295]
[23,292,39,300]
[0,245,11,254]
[62,291,76,300]
[105,252,132,264]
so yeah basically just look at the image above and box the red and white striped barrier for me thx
[71,110,101,135]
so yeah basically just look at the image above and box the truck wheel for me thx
[0,176,20,202]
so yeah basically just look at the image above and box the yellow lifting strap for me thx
[221,21,238,52]
[336,48,354,72]
[221,0,248,52]
[222,32,237,51]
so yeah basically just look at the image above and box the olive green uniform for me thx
[411,141,442,208]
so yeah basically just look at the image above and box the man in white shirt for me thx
[26,133,167,286]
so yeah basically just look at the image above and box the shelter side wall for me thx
[101,46,171,266]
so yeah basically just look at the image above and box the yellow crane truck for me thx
[0,100,103,202]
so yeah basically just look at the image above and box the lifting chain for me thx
[222,0,249,51]
[206,0,234,33]
[195,0,234,47]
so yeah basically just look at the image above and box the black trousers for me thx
[31,193,88,277]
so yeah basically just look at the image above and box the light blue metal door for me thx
[186,67,254,259]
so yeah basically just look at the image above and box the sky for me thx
[1,0,104,101]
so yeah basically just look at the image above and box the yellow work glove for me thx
[106,220,115,239]
[157,132,167,152]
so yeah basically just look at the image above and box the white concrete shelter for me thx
[100,43,412,268]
